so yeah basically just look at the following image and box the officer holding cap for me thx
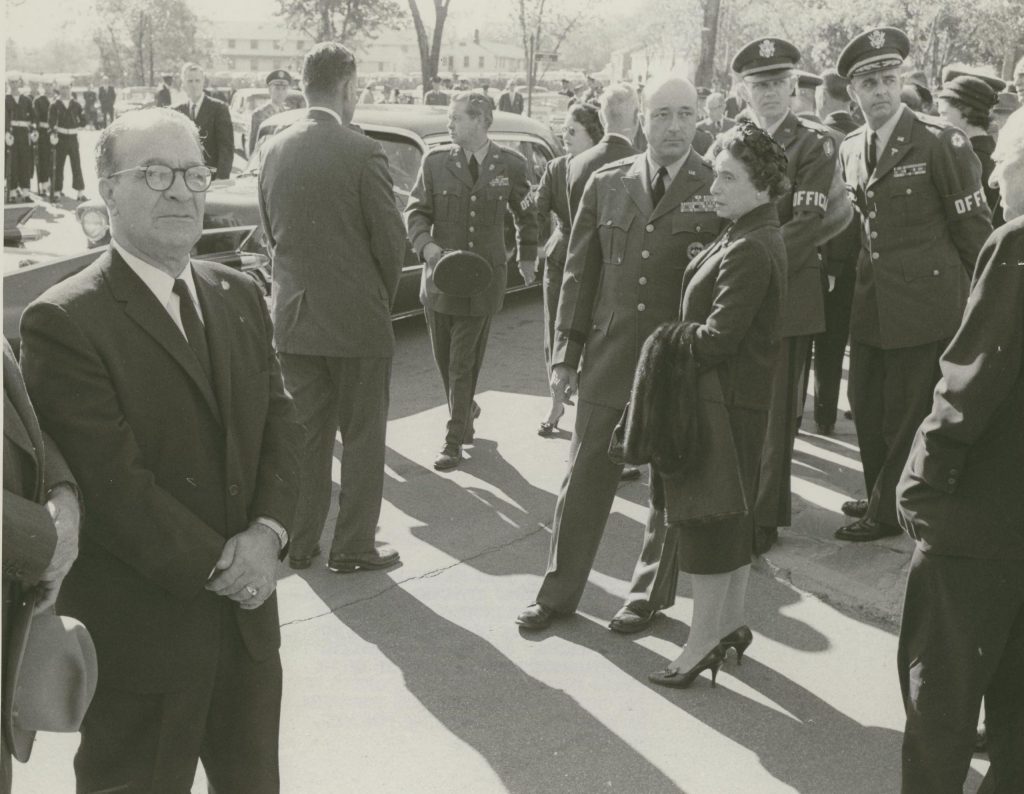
[732,37,840,554]
[834,27,992,542]
[405,90,538,471]
[937,69,1006,226]
[249,69,292,156]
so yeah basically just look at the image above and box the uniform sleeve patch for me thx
[792,190,828,212]
[950,131,967,148]
[893,163,927,178]
[949,187,987,216]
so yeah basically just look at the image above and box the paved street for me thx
[15,290,988,793]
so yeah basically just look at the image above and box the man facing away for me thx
[516,75,722,632]
[259,42,407,573]
[20,108,301,793]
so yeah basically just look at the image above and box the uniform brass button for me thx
[228,484,240,496]
[645,224,654,232]
[933,269,939,275]
[470,196,477,202]
[906,188,912,194]
[695,225,702,232]
[950,468,959,476]
[870,231,878,239]
[470,211,476,217]
[637,303,646,311]
[606,220,613,226]
[867,190,874,198]
[468,242,474,248]
[641,250,650,259]
[872,252,880,260]
[469,226,474,232]
[639,276,648,285]
[947,477,956,485]
[868,211,877,219]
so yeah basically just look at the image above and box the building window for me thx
[228,39,236,49]
[479,56,485,68]
[251,59,259,71]
[273,39,281,50]
[463,55,469,68]
[250,39,258,50]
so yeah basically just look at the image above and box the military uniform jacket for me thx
[47,99,84,133]
[772,111,837,338]
[897,216,1024,559]
[839,106,992,349]
[405,141,538,316]
[9,94,35,129]
[424,89,450,106]
[249,102,284,155]
[535,153,572,267]
[554,150,723,410]
[32,94,50,131]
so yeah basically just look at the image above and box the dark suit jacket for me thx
[498,91,524,114]
[566,134,638,221]
[535,154,572,267]
[258,108,406,358]
[897,216,1024,559]
[555,150,723,409]
[19,251,301,693]
[692,126,715,156]
[175,96,234,179]
[154,84,171,108]
[679,202,785,409]
[2,338,75,762]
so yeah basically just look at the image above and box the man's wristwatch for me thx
[256,518,288,549]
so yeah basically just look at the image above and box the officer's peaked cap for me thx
[838,27,910,79]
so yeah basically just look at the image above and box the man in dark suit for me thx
[566,82,640,219]
[406,91,538,470]
[2,338,79,792]
[424,75,450,106]
[696,91,736,137]
[498,80,524,114]
[895,108,1024,793]
[516,75,722,632]
[19,107,301,793]
[835,28,991,542]
[809,69,859,436]
[175,63,234,180]
[259,42,406,573]
[154,75,172,108]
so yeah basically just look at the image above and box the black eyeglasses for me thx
[106,164,214,192]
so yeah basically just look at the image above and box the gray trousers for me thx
[424,308,490,448]
[278,353,390,559]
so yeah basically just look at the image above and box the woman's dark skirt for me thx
[674,405,767,575]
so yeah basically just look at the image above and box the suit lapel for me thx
[447,148,475,188]
[650,150,705,223]
[192,265,232,422]
[621,156,653,217]
[3,347,44,496]
[869,108,915,187]
[103,250,222,422]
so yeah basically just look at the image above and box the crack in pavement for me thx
[279,521,551,628]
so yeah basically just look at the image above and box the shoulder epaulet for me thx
[594,154,639,174]
[795,116,832,139]
[425,146,454,161]
[493,143,528,164]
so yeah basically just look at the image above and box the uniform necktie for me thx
[866,131,878,174]
[172,279,211,381]
[468,154,479,184]
[652,166,668,207]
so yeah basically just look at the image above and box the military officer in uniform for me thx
[249,69,292,157]
[33,84,52,197]
[405,91,538,470]
[47,77,87,202]
[834,27,992,542]
[424,76,450,107]
[792,71,822,119]
[810,69,860,436]
[6,74,36,201]
[515,75,722,632]
[733,38,838,554]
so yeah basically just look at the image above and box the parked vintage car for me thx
[6,105,560,348]
[229,87,307,155]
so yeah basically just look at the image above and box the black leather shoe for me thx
[754,526,778,556]
[608,604,657,633]
[434,445,462,470]
[288,545,322,570]
[620,466,643,482]
[816,423,834,436]
[327,545,400,573]
[841,499,869,518]
[834,517,901,542]
[516,603,559,630]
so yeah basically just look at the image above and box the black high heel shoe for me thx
[648,645,726,689]
[720,625,753,665]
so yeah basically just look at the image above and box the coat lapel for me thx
[621,156,653,217]
[772,112,799,151]
[650,150,706,223]
[476,143,503,191]
[3,345,44,496]
[103,250,222,422]
[192,265,233,422]
[869,108,914,187]
[447,147,475,188]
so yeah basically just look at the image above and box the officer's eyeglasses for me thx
[106,164,214,193]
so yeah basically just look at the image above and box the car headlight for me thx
[80,209,110,243]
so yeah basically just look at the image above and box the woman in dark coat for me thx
[649,123,789,689]
[535,103,603,435]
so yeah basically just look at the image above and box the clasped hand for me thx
[206,523,280,610]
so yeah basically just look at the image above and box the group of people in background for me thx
[3,21,1024,794]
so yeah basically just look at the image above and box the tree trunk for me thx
[695,0,721,87]
[408,0,450,95]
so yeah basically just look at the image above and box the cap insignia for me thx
[759,39,776,58]
[869,30,886,49]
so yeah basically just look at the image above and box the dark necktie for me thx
[866,131,878,174]
[652,166,668,207]
[172,278,212,380]
[468,154,479,184]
